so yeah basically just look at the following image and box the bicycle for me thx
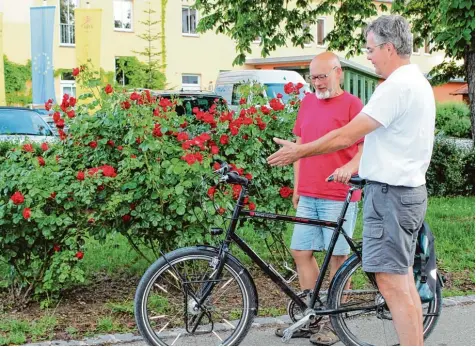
[134,160,442,346]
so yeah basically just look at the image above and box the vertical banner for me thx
[75,8,102,98]
[30,6,56,105]
[0,13,6,106]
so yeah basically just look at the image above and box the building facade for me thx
[0,0,466,104]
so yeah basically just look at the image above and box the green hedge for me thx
[436,102,472,138]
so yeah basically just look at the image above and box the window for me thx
[115,57,131,86]
[317,19,325,46]
[303,22,312,46]
[114,0,133,30]
[182,74,200,91]
[60,72,76,97]
[182,6,197,35]
[424,38,432,54]
[412,34,420,54]
[231,84,245,105]
[60,0,78,45]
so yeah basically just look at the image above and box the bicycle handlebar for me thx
[212,159,249,186]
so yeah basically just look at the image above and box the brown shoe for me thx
[309,322,340,346]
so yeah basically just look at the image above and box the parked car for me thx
[131,89,227,116]
[215,70,310,111]
[0,107,57,143]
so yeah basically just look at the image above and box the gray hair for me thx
[365,15,413,58]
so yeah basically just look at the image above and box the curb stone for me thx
[24,295,475,346]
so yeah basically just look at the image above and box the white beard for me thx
[315,89,331,99]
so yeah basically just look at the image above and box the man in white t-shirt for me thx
[267,15,435,346]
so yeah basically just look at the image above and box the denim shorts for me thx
[362,182,427,275]
[290,196,358,255]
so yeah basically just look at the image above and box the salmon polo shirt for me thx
[293,92,364,202]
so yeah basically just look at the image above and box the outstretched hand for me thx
[267,138,301,167]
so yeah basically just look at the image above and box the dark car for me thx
[0,107,56,143]
[132,89,227,116]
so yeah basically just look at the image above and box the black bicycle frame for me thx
[215,184,368,314]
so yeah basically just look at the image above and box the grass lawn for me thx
[0,196,474,344]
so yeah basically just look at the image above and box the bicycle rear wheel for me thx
[328,254,442,346]
[134,247,257,346]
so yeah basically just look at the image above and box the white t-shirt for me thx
[359,64,435,187]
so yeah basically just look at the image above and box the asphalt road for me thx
[123,303,474,346]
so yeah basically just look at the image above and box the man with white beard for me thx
[275,52,363,345]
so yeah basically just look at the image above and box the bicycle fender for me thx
[195,244,259,315]
[328,253,360,294]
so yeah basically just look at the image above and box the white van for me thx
[215,70,310,111]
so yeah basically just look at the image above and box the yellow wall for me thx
[0,0,448,102]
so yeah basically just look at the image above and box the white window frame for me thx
[114,0,134,32]
[316,18,326,47]
[182,74,201,91]
[182,6,199,37]
[60,73,76,97]
[59,0,79,47]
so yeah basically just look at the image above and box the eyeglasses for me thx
[310,66,338,82]
[365,42,389,54]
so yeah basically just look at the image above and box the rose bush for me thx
[0,66,303,301]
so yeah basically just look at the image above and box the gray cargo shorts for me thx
[362,181,427,275]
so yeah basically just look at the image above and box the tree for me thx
[133,1,166,89]
[195,0,475,140]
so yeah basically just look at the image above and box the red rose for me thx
[130,92,140,101]
[72,67,80,76]
[22,143,34,152]
[177,132,189,142]
[211,146,219,155]
[121,101,131,110]
[75,251,84,260]
[277,93,283,98]
[213,162,221,171]
[182,153,196,165]
[245,173,252,180]
[131,154,137,159]
[279,186,293,198]
[37,156,45,166]
[77,171,85,181]
[207,186,216,199]
[117,146,123,151]
[284,82,296,95]
[53,244,61,252]
[217,207,226,215]
[107,140,115,147]
[219,134,229,145]
[53,111,61,123]
[89,141,98,149]
[104,84,113,94]
[152,124,163,137]
[50,192,57,199]
[56,119,65,129]
[136,137,142,144]
[22,207,31,219]
[248,202,256,210]
[58,129,67,140]
[41,142,49,151]
[269,98,285,111]
[67,109,75,118]
[260,106,270,115]
[180,121,188,128]
[100,165,117,177]
[296,82,304,90]
[10,191,25,205]
[239,98,246,105]
[192,107,199,114]
[194,152,203,163]
[97,185,105,191]
[122,214,131,223]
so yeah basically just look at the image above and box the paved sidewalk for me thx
[26,295,475,346]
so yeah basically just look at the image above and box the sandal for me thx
[309,323,340,346]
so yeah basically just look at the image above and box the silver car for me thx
[0,107,57,143]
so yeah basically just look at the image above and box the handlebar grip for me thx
[227,172,249,186]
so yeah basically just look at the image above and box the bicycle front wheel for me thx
[134,247,257,346]
[328,254,442,346]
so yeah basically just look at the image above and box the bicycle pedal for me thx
[281,312,314,343]
[281,328,293,343]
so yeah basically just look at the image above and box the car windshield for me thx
[264,83,307,103]
[159,95,225,116]
[0,109,53,136]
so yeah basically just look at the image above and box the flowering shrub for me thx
[0,65,305,301]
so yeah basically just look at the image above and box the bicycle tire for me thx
[134,246,257,346]
[328,254,442,346]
